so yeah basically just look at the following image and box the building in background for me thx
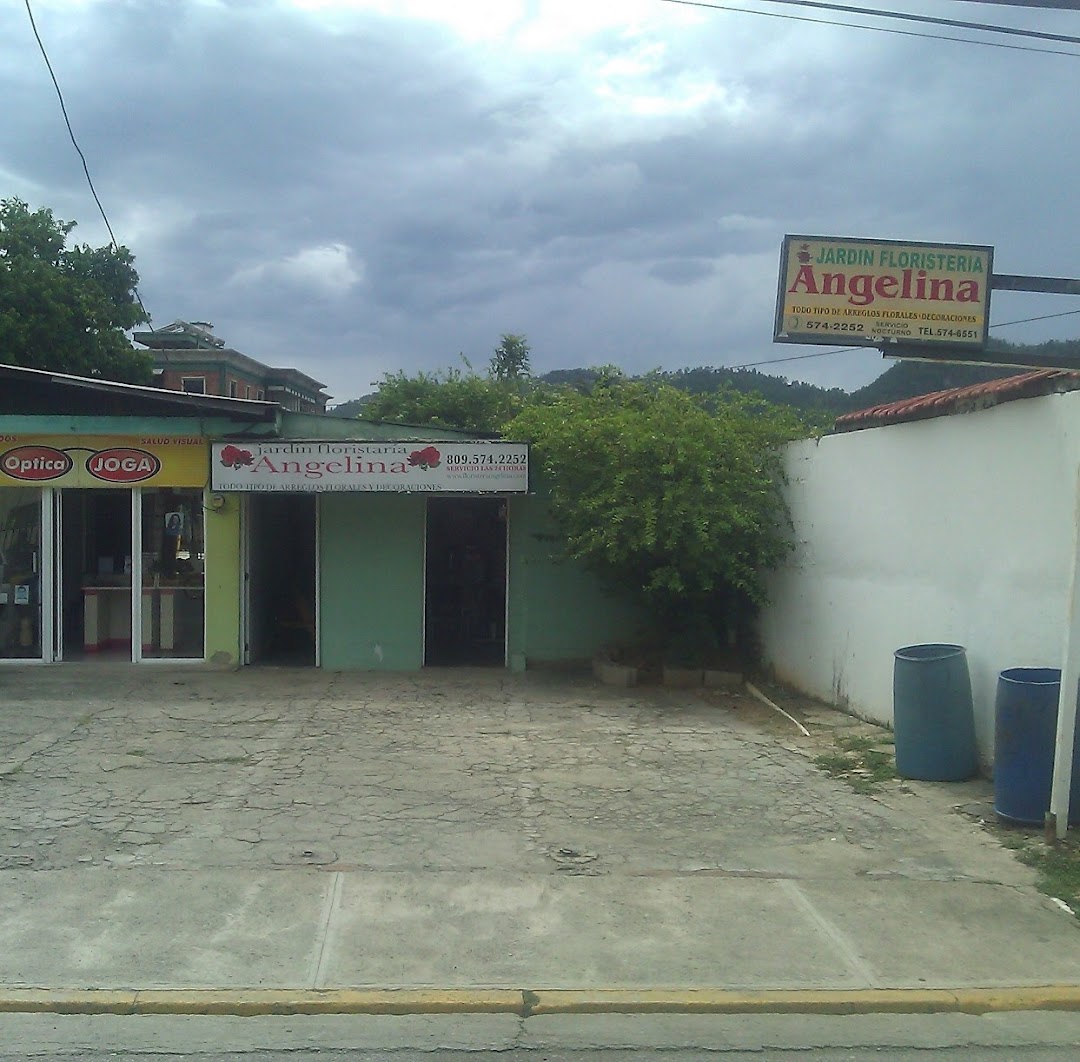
[136,320,331,414]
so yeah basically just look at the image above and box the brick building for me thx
[136,321,330,414]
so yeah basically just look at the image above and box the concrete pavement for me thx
[0,665,1078,1014]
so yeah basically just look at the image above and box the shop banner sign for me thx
[212,440,529,493]
[774,235,993,349]
[0,435,208,488]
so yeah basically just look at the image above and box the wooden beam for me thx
[991,274,1080,295]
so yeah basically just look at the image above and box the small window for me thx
[229,381,238,398]
[245,386,252,400]
[257,389,265,401]
[181,377,205,394]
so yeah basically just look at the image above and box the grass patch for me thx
[995,831,1080,918]
[814,731,897,794]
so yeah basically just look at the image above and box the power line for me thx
[990,307,1080,328]
[720,0,1080,45]
[730,345,862,370]
[729,308,1080,371]
[949,2,1080,10]
[660,0,1080,56]
[22,0,151,325]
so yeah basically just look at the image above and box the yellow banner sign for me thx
[0,435,208,489]
[774,235,994,349]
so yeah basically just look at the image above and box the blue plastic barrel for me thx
[893,643,977,781]
[994,667,1080,826]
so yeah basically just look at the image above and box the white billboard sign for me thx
[212,440,529,493]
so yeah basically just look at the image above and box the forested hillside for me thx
[329,338,1080,423]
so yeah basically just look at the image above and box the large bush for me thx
[508,380,800,661]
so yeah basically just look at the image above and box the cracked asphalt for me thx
[0,665,1024,886]
[4,663,1080,995]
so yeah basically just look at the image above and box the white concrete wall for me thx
[760,388,1080,761]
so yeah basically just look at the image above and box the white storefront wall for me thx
[760,387,1080,763]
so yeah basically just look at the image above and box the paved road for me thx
[0,665,1006,879]
[4,1011,1080,1059]
[1,664,1077,999]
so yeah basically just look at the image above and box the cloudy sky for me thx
[3,0,1078,402]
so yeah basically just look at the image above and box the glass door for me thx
[137,488,205,659]
[0,488,43,660]
[58,489,133,661]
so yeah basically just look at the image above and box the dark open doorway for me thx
[60,489,132,660]
[425,497,506,666]
[247,493,317,666]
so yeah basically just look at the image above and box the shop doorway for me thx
[55,488,206,662]
[245,494,317,665]
[0,488,44,660]
[58,488,132,660]
[424,497,507,666]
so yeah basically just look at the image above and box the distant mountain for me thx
[331,338,1080,426]
[843,338,1080,411]
[843,361,1012,411]
[326,395,373,418]
[662,366,849,413]
[537,365,849,416]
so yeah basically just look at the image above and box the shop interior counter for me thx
[83,580,203,652]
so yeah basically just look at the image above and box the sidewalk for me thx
[1,665,1078,1015]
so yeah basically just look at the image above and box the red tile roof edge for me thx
[833,370,1080,433]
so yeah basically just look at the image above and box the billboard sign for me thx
[774,235,993,350]
[212,440,529,493]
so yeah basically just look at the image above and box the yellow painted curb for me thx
[0,989,522,1016]
[2,986,1080,1016]
[526,987,1080,1016]
[0,990,138,1015]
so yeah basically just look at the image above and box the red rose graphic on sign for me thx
[220,445,255,469]
[407,445,441,470]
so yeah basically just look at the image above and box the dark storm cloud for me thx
[3,1,1078,399]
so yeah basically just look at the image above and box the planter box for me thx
[593,655,639,687]
[662,666,704,688]
[704,669,743,690]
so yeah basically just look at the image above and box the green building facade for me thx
[0,366,640,670]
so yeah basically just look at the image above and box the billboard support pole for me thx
[1049,467,1080,841]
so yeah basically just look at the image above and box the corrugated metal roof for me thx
[833,369,1080,433]
[0,362,280,421]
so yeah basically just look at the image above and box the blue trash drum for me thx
[893,643,978,782]
[994,667,1080,826]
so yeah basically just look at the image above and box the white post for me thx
[1049,466,1080,839]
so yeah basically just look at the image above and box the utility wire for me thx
[729,307,1080,370]
[989,307,1080,328]
[23,0,151,325]
[949,2,1080,10]
[661,0,1080,56]
[701,0,1080,45]
[730,345,862,370]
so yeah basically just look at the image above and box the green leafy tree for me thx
[489,333,531,381]
[0,197,151,383]
[507,380,801,662]
[362,337,540,433]
[361,364,527,434]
